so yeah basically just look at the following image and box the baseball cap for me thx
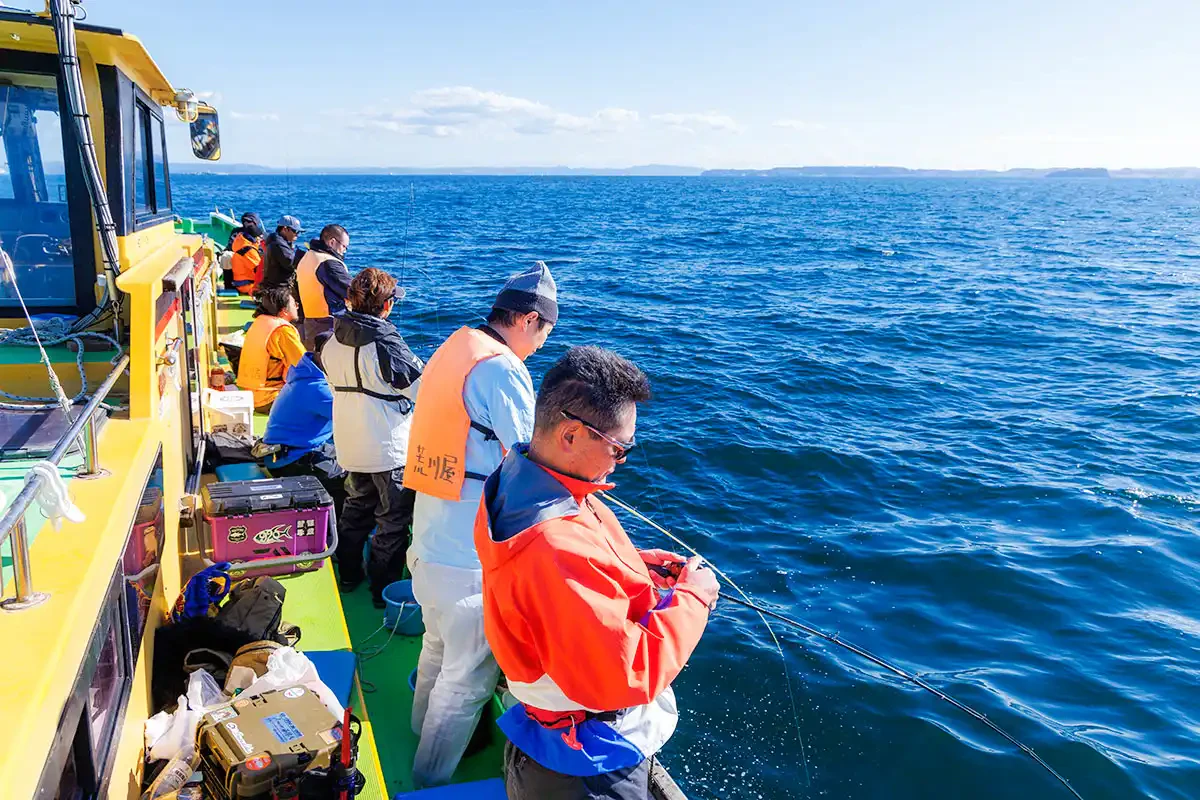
[276,215,303,233]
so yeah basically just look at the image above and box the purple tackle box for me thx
[201,475,332,579]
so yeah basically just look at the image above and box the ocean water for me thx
[175,174,1200,800]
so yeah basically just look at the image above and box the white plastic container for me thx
[204,388,254,439]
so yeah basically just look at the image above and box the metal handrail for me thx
[0,354,130,609]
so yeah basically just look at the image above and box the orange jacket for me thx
[475,446,709,774]
[229,232,263,296]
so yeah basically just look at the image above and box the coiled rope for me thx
[0,255,124,411]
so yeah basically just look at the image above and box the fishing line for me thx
[600,492,1084,800]
[400,182,414,288]
[601,487,812,788]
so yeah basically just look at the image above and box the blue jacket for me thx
[262,353,334,467]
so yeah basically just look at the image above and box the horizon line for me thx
[173,163,1200,175]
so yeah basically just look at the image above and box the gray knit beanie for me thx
[493,260,558,324]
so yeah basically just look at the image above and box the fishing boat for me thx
[0,4,687,798]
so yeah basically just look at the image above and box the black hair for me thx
[320,223,347,242]
[534,346,651,434]
[254,284,293,317]
[487,306,551,331]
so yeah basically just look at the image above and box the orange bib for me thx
[296,249,337,318]
[403,327,512,500]
[236,315,290,406]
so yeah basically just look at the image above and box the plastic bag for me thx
[239,647,344,719]
[145,669,230,761]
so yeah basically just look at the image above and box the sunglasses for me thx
[561,410,637,460]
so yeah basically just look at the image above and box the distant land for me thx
[171,162,1200,179]
[700,166,1200,179]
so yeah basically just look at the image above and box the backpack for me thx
[215,576,300,645]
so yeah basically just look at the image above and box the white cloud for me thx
[228,111,280,122]
[773,119,825,132]
[651,112,744,134]
[196,90,223,104]
[353,87,639,137]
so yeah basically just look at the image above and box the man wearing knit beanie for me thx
[402,261,557,787]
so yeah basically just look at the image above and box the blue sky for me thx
[86,0,1200,169]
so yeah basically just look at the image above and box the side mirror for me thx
[190,106,221,161]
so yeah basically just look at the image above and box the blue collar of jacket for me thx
[485,444,614,542]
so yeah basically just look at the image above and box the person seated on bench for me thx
[261,331,346,515]
[236,284,305,412]
[227,212,265,296]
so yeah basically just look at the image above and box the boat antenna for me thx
[599,491,1085,800]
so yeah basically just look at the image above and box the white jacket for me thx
[321,311,423,474]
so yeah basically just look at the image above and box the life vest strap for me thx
[332,344,413,411]
[470,419,498,441]
[524,706,619,728]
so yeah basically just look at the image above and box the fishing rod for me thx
[599,491,1084,800]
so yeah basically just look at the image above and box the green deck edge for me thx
[0,345,119,365]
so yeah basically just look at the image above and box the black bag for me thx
[215,576,300,645]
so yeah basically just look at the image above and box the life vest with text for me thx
[403,326,512,500]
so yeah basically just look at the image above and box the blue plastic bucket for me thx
[382,580,424,635]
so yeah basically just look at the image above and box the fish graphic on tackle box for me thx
[202,475,332,579]
[197,684,342,800]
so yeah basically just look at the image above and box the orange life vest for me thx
[236,315,291,407]
[229,232,263,295]
[403,327,513,500]
[295,249,338,318]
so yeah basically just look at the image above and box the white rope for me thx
[26,460,85,530]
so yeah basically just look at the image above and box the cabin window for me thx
[133,101,149,212]
[153,118,170,211]
[132,97,170,224]
[122,450,164,661]
[0,70,75,309]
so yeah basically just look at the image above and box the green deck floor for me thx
[336,569,506,797]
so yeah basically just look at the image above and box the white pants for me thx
[409,557,501,788]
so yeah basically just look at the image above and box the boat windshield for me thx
[0,70,74,309]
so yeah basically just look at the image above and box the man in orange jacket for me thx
[475,346,719,798]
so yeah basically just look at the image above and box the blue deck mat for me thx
[305,649,357,709]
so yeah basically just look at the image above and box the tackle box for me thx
[202,475,332,579]
[197,685,340,799]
